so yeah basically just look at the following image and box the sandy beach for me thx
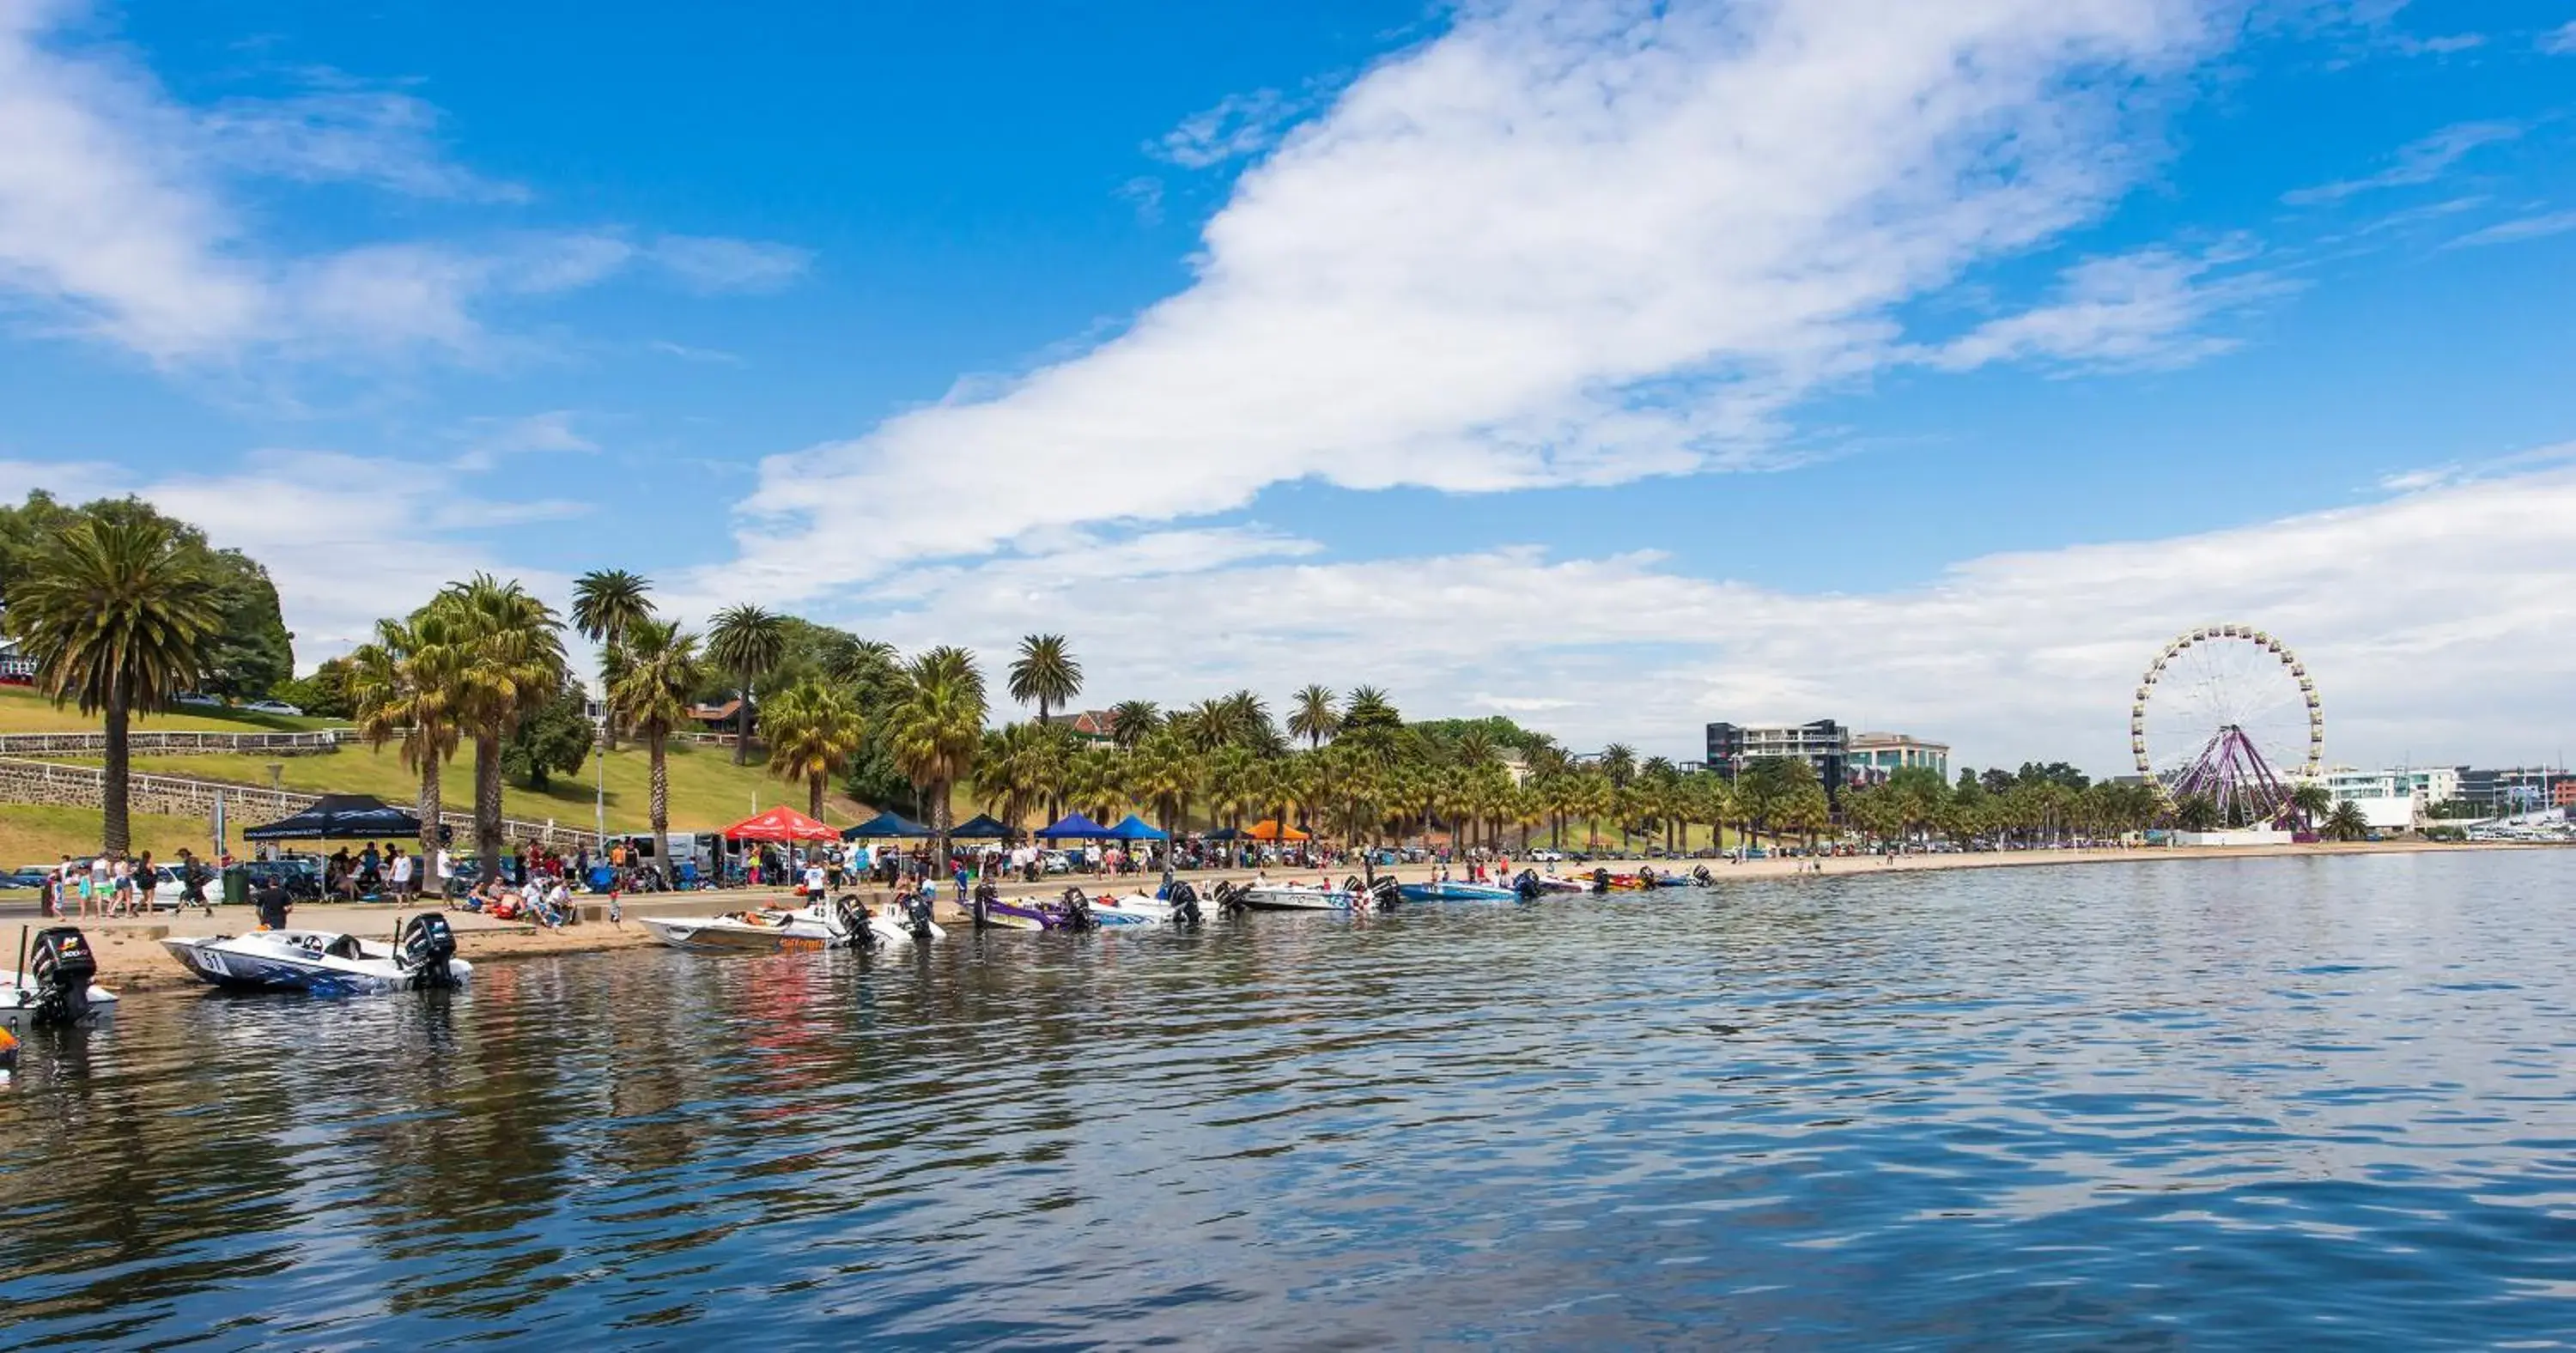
[20,838,2556,998]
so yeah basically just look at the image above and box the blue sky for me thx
[2,0,2573,774]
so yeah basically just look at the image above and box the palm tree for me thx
[436,574,569,880]
[2326,799,2370,842]
[1007,634,1083,727]
[570,569,653,749]
[2289,782,2333,834]
[1288,684,1340,749]
[2172,792,2221,834]
[888,649,987,863]
[3,516,216,853]
[1066,744,1128,824]
[607,618,703,870]
[975,721,1060,837]
[1219,689,1276,752]
[1107,698,1161,750]
[1128,730,1202,839]
[706,604,787,765]
[1601,743,1637,789]
[763,680,864,818]
[347,608,466,861]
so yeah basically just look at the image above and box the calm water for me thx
[6,851,2575,1349]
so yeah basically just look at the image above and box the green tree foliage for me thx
[0,491,293,697]
[3,513,219,852]
[503,685,597,792]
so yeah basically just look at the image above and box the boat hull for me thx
[1236,886,1363,912]
[160,935,472,995]
[1397,883,1520,902]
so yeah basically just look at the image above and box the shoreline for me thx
[22,839,2561,1001]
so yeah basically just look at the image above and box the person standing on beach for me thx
[135,852,157,913]
[436,845,456,899]
[389,845,414,900]
[253,872,291,931]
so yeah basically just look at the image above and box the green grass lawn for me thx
[53,739,874,836]
[0,804,217,867]
[0,684,343,734]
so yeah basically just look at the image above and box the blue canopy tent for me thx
[1036,811,1115,840]
[841,810,932,841]
[1104,814,1168,841]
[949,813,1012,840]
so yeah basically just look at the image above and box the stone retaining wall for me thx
[0,756,596,848]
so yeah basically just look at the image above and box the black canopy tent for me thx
[841,810,933,841]
[948,814,1012,840]
[242,794,424,841]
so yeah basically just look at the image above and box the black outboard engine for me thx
[1211,880,1247,915]
[966,883,992,931]
[1368,875,1401,910]
[835,895,878,953]
[1170,881,1203,929]
[395,913,462,989]
[27,926,98,1027]
[906,889,939,939]
[1060,889,1098,934]
[1514,868,1542,901]
[1592,867,1612,895]
[1692,865,1715,888]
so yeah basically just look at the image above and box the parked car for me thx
[0,865,51,890]
[175,691,222,708]
[243,699,304,716]
[1527,849,1565,863]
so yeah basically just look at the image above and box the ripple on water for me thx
[3,850,2575,1347]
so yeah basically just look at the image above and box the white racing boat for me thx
[162,915,470,995]
[641,895,944,955]
[1235,875,1401,913]
[3,927,118,1030]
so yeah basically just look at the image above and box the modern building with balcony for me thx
[1846,732,1949,783]
[1705,719,1848,790]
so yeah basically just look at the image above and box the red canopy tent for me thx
[720,806,841,843]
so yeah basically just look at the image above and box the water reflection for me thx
[3,852,2574,1346]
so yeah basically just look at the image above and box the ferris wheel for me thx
[2130,624,2323,824]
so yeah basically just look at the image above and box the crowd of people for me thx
[37,847,216,919]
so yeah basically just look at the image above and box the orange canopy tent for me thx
[1244,819,1311,841]
[720,806,841,843]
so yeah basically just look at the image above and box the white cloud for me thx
[830,465,2576,774]
[449,410,597,472]
[723,0,2231,606]
[643,235,811,294]
[1922,246,2281,372]
[2541,20,2576,54]
[2281,120,2520,205]
[1151,88,1305,168]
[198,86,527,202]
[1116,175,1165,226]
[0,3,807,363]
[2446,209,2576,249]
[0,447,574,660]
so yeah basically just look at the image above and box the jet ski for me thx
[161,915,469,994]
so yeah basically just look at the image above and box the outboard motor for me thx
[1169,881,1203,929]
[835,895,878,953]
[27,926,98,1027]
[966,883,993,931]
[1692,865,1715,888]
[1368,875,1401,910]
[905,889,939,938]
[1514,868,1542,901]
[1211,880,1248,916]
[394,913,462,989]
[1592,867,1612,895]
[1060,890,1098,934]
